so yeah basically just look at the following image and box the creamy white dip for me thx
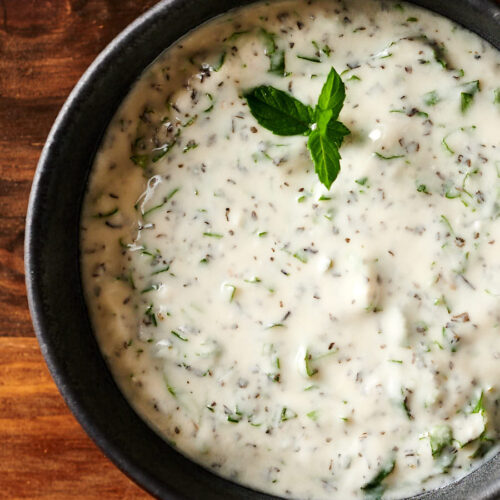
[81,1,500,498]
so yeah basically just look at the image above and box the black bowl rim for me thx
[25,0,500,499]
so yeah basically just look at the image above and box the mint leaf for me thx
[244,86,313,136]
[312,68,350,188]
[308,128,341,189]
[326,120,350,147]
[316,109,333,134]
[317,67,345,118]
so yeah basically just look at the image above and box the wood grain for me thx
[0,338,150,499]
[0,0,157,497]
[1,0,499,498]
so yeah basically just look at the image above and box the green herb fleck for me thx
[244,276,262,283]
[183,141,198,153]
[445,187,460,199]
[265,322,285,329]
[93,207,118,218]
[130,154,149,168]
[321,46,331,57]
[141,284,159,294]
[401,389,412,420]
[165,379,176,397]
[470,440,495,459]
[127,272,136,290]
[361,457,396,499]
[461,80,480,113]
[171,330,188,342]
[213,51,226,72]
[279,407,297,422]
[152,265,170,275]
[269,50,286,75]
[304,384,318,391]
[434,295,451,313]
[297,54,321,63]
[182,115,197,128]
[472,391,485,415]
[145,304,157,327]
[423,90,440,106]
[355,177,368,186]
[374,152,404,160]
[429,425,453,457]
[223,283,236,302]
[203,93,214,113]
[152,143,174,162]
[293,251,308,263]
[303,348,318,377]
[442,133,455,154]
[143,187,180,217]
[260,28,276,54]
[227,30,248,41]
[306,410,319,421]
[260,29,286,76]
[227,407,243,423]
[440,214,455,235]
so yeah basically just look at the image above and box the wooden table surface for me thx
[0,1,158,498]
[2,1,500,499]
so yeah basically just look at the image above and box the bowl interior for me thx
[25,0,500,499]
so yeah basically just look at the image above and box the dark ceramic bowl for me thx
[25,0,500,498]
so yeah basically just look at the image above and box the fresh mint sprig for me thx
[244,67,350,189]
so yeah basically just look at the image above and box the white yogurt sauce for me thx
[81,1,500,498]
